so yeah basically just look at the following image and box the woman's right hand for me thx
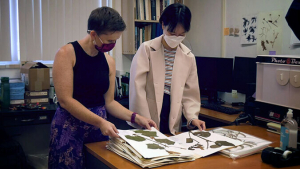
[99,119,119,138]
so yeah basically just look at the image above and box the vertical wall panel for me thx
[0,0,12,61]
[33,0,42,60]
[41,0,50,60]
[47,0,58,60]
[56,0,65,57]
[5,0,104,61]
[72,0,80,41]
[64,0,73,44]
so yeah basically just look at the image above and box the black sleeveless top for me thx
[71,41,109,108]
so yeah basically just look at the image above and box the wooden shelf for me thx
[135,20,159,23]
[121,0,161,55]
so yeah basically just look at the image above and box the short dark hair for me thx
[87,7,126,35]
[159,3,191,32]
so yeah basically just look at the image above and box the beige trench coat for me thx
[129,35,201,135]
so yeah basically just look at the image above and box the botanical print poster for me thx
[257,10,283,55]
[240,14,258,44]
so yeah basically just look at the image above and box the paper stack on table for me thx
[169,129,244,158]
[208,127,272,159]
[106,127,243,168]
[107,127,195,168]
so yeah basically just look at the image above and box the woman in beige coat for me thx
[129,3,206,135]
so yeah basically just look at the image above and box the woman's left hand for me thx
[135,114,158,130]
[192,119,206,131]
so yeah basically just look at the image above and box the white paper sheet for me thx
[257,10,283,55]
[240,14,258,44]
[117,127,190,159]
[169,130,243,157]
[209,128,272,159]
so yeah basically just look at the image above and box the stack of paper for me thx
[106,127,195,168]
[107,127,245,168]
[208,128,272,159]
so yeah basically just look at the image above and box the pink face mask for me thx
[95,37,116,53]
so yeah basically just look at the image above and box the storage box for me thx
[20,62,50,91]
[25,98,49,104]
[25,90,49,99]
[10,94,25,100]
[10,99,25,106]
[0,79,25,88]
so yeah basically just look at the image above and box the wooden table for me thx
[85,125,299,169]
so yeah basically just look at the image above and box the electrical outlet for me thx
[232,90,238,98]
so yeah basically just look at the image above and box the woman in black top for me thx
[49,7,157,168]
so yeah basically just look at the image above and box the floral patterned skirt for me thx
[48,104,109,169]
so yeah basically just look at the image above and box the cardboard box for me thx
[20,62,50,91]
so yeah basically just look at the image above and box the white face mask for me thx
[163,34,186,48]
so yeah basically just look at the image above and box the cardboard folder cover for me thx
[20,62,50,91]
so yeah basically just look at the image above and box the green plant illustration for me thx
[211,129,256,150]
[134,130,158,137]
[154,138,175,145]
[186,138,193,143]
[188,143,204,150]
[192,131,211,137]
[125,130,184,152]
[210,141,235,148]
[147,143,164,149]
[125,135,146,142]
[188,131,236,150]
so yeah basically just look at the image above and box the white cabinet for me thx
[256,55,300,110]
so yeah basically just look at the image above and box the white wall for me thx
[184,0,223,57]
[113,0,132,75]
[184,0,300,59]
[183,0,300,103]
[225,0,300,58]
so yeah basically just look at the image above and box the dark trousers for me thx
[160,93,171,134]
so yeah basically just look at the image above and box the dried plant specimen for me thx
[154,138,175,145]
[188,143,204,150]
[147,143,164,149]
[186,138,193,143]
[125,135,146,142]
[188,131,236,150]
[134,130,158,137]
[192,131,211,138]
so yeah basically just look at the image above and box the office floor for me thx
[3,124,50,169]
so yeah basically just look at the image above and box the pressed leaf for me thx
[238,145,244,149]
[125,135,146,142]
[210,144,221,148]
[215,141,235,146]
[188,147,195,150]
[236,132,246,138]
[195,144,204,150]
[134,130,158,137]
[192,131,211,137]
[147,143,164,149]
[186,138,193,143]
[154,138,175,145]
